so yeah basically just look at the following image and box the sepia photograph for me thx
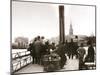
[11,0,96,74]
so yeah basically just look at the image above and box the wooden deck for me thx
[15,58,79,74]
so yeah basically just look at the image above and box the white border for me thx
[0,0,100,75]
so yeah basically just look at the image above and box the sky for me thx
[12,1,95,42]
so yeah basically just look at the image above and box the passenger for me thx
[85,43,94,62]
[44,40,51,54]
[40,36,45,44]
[64,40,70,59]
[51,42,56,50]
[74,42,79,59]
[27,38,37,64]
[34,36,42,64]
[77,43,86,70]
[68,39,79,59]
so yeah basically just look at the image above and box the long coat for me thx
[27,43,35,57]
[34,40,43,58]
[85,45,94,62]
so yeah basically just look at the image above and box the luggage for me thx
[42,53,61,72]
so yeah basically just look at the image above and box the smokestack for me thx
[59,5,65,44]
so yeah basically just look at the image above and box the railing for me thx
[85,62,96,69]
[12,51,32,73]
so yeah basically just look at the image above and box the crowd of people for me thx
[27,36,95,70]
[28,36,56,64]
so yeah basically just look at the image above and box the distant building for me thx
[50,23,89,46]
[13,37,29,49]
[66,23,88,46]
[12,42,18,49]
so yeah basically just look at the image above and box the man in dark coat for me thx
[41,41,49,54]
[74,42,79,59]
[64,40,68,53]
[64,40,71,59]
[34,36,43,64]
[69,39,79,59]
[28,42,36,64]
[85,43,95,62]
[51,42,56,50]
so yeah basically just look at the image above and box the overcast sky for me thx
[12,1,95,42]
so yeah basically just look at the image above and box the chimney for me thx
[59,5,65,44]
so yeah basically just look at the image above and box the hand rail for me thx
[12,51,32,73]
[12,51,30,60]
